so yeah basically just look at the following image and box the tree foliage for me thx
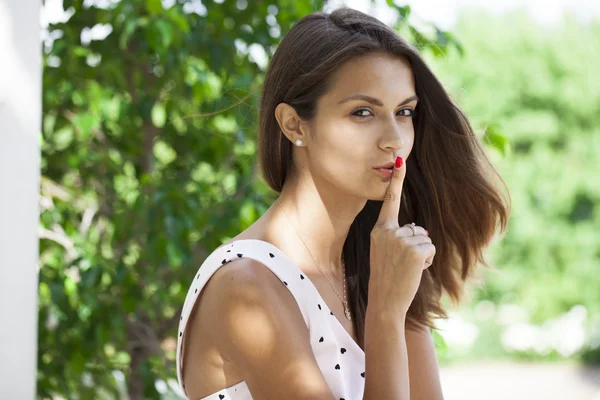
[421,8,600,363]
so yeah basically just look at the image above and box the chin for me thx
[362,180,390,201]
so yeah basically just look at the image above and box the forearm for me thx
[362,307,410,400]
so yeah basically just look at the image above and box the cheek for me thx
[317,139,365,173]
[310,130,370,179]
[407,133,416,155]
[313,118,372,156]
[398,123,415,155]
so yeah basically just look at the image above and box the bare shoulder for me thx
[196,257,335,399]
[198,256,303,353]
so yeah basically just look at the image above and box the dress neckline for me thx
[225,239,365,355]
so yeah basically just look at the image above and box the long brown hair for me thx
[257,7,510,346]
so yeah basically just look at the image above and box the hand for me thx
[369,156,436,315]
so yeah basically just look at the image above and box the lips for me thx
[374,167,394,178]
[372,161,395,170]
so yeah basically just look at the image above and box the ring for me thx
[408,222,417,236]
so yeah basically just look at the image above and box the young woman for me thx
[176,7,509,400]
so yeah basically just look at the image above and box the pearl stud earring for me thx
[294,138,303,146]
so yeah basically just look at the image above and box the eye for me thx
[397,109,416,118]
[351,108,416,118]
[351,108,372,118]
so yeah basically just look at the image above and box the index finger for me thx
[375,156,406,227]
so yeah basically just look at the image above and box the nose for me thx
[378,119,406,153]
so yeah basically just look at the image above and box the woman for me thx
[176,7,509,400]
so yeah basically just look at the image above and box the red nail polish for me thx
[395,156,403,168]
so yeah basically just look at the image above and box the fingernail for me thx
[395,156,403,169]
[424,229,429,236]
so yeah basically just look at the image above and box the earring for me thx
[294,138,303,146]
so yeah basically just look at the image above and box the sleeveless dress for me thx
[176,239,366,400]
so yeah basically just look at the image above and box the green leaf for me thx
[212,114,237,134]
[166,242,182,267]
[167,10,190,32]
[151,101,167,128]
[240,201,257,228]
[123,296,136,313]
[153,140,176,165]
[156,20,173,48]
[73,112,101,137]
[100,97,121,121]
[119,19,139,50]
[483,124,511,156]
[71,352,85,375]
[43,113,57,135]
[398,5,411,19]
[53,126,74,151]
[146,0,163,15]
[432,329,448,352]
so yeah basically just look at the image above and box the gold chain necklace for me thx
[276,199,352,320]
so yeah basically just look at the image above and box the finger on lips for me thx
[376,155,405,227]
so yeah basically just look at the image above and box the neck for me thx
[268,170,367,277]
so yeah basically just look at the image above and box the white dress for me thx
[176,239,366,400]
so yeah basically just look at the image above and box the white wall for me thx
[0,0,41,398]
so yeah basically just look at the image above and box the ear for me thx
[274,103,309,145]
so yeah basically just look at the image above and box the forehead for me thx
[321,52,415,104]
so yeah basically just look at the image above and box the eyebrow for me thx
[337,94,419,107]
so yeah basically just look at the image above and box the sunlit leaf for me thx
[146,0,162,15]
[151,101,167,128]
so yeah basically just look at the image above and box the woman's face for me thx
[304,53,418,200]
[306,52,417,200]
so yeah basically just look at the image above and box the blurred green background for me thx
[38,0,600,398]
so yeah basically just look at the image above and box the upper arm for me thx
[199,258,336,400]
[405,322,444,400]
